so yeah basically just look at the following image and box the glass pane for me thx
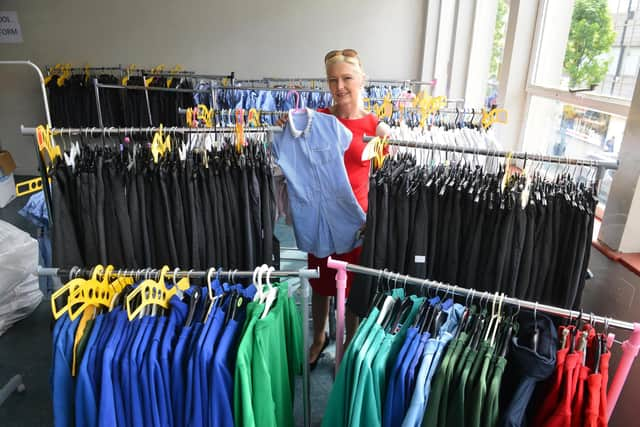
[486,0,510,107]
[523,96,623,204]
[533,0,640,100]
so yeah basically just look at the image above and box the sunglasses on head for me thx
[324,49,359,63]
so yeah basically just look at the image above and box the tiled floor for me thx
[0,190,638,426]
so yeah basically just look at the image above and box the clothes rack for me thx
[92,77,226,127]
[363,135,619,188]
[18,123,281,230]
[20,125,282,138]
[38,265,319,427]
[327,257,640,420]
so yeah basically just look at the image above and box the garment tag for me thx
[414,255,426,264]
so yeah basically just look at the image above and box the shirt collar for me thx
[288,108,314,138]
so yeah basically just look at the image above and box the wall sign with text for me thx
[0,11,23,43]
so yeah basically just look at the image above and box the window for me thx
[521,0,638,206]
[531,0,640,100]
[486,0,510,108]
[522,96,624,204]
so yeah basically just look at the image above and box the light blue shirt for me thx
[272,109,366,257]
[401,303,465,427]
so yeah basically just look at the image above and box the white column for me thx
[448,0,477,99]
[495,0,540,151]
[432,0,458,97]
[419,0,442,84]
[464,0,499,107]
[599,72,640,252]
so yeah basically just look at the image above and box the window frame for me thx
[519,0,634,149]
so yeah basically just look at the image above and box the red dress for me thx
[307,108,379,296]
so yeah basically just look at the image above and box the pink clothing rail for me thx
[607,322,640,420]
[327,256,348,375]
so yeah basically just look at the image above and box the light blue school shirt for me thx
[272,108,365,257]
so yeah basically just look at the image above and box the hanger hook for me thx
[172,267,180,287]
[207,268,216,301]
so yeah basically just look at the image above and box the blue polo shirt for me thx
[272,109,365,257]
[52,314,80,427]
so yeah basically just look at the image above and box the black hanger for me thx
[388,297,416,334]
[184,288,201,327]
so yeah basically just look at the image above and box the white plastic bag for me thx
[0,219,43,336]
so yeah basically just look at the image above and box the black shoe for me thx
[309,333,330,371]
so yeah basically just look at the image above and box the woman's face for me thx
[326,61,364,108]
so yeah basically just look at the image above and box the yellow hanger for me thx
[68,265,116,320]
[186,108,194,127]
[247,108,260,128]
[235,109,245,153]
[126,266,175,321]
[195,104,213,128]
[363,98,372,112]
[481,108,508,129]
[381,94,393,120]
[167,64,183,88]
[502,152,513,191]
[151,124,166,163]
[56,64,72,87]
[375,136,389,169]
[145,64,166,87]
[37,125,62,164]
[122,64,136,86]
[44,64,62,86]
[51,266,88,319]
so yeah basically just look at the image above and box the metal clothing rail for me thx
[0,60,55,226]
[258,76,437,87]
[224,85,327,94]
[327,258,640,420]
[363,135,620,171]
[38,265,318,427]
[20,125,282,137]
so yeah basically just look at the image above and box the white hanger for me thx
[256,264,269,303]
[376,295,396,326]
[260,267,278,319]
[252,266,262,302]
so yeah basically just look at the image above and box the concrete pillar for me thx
[599,73,640,252]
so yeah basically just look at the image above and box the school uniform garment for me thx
[52,279,301,427]
[500,312,558,427]
[352,155,597,315]
[272,109,365,258]
[47,72,193,127]
[401,303,464,427]
[307,108,379,297]
[51,314,80,427]
[233,282,303,427]
[50,138,277,270]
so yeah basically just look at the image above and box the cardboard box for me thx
[0,151,16,176]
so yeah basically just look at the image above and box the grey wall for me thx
[0,0,428,174]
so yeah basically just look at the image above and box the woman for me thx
[297,49,391,367]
